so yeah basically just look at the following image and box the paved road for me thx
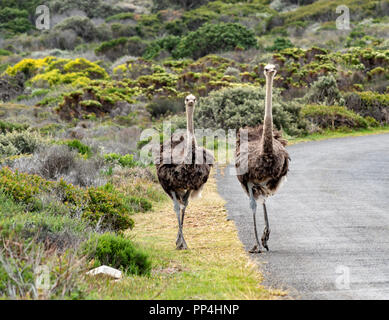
[217,134,389,300]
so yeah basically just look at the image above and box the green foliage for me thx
[53,16,98,42]
[0,49,11,56]
[104,153,140,168]
[301,104,369,129]
[56,80,137,120]
[83,233,151,275]
[105,12,135,22]
[65,139,92,158]
[0,120,28,134]
[50,0,125,19]
[146,97,184,118]
[0,168,134,232]
[305,75,343,105]
[195,85,307,136]
[345,91,389,124]
[172,23,258,59]
[83,186,134,231]
[0,7,31,35]
[95,37,148,60]
[153,0,209,11]
[0,130,45,157]
[278,0,385,29]
[95,37,128,55]
[267,37,294,52]
[143,35,181,60]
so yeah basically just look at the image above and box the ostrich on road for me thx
[156,94,214,250]
[235,64,290,253]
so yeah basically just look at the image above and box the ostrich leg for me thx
[176,191,190,249]
[180,191,191,226]
[172,191,188,250]
[261,202,270,251]
[248,183,261,253]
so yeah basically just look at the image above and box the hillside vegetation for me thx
[0,0,388,299]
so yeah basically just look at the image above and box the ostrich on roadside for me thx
[235,64,290,253]
[156,94,214,250]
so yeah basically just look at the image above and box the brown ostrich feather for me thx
[235,124,290,200]
[157,133,214,205]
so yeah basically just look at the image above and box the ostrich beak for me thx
[185,94,197,108]
[264,64,277,76]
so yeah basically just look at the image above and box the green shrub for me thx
[104,153,140,168]
[82,186,134,231]
[305,75,343,105]
[83,233,151,275]
[172,23,258,59]
[0,49,11,56]
[195,85,307,136]
[0,121,28,134]
[301,104,369,129]
[146,97,184,118]
[95,37,129,59]
[105,12,134,22]
[0,130,45,156]
[65,139,92,158]
[124,196,152,213]
[143,36,181,60]
[344,91,389,124]
[95,37,148,60]
[266,37,294,52]
[0,168,134,232]
[0,7,32,34]
[53,16,98,42]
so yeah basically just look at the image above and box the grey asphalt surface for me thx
[216,134,389,300]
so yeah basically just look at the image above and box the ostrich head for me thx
[264,64,277,78]
[185,94,197,108]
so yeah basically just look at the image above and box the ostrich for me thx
[235,64,290,253]
[156,94,214,250]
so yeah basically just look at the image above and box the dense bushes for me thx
[83,233,151,275]
[146,97,184,118]
[0,130,45,157]
[305,75,343,105]
[0,121,28,134]
[4,57,108,88]
[301,104,370,130]
[195,85,307,136]
[143,36,181,60]
[65,139,92,158]
[55,16,97,40]
[267,37,294,52]
[95,37,148,61]
[172,23,258,59]
[0,7,32,35]
[104,153,140,168]
[0,167,134,232]
[345,91,389,124]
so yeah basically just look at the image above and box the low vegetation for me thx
[0,0,388,300]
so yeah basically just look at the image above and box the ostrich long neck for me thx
[262,75,274,154]
[186,106,196,150]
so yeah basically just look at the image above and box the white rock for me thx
[86,265,122,280]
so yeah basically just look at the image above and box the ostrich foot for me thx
[249,245,261,254]
[261,227,270,251]
[176,234,188,250]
